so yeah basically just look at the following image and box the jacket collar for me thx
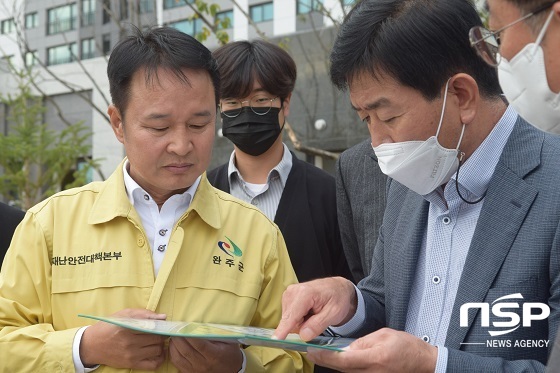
[445,116,544,348]
[88,159,221,230]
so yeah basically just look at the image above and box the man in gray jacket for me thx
[335,140,387,282]
[274,0,560,371]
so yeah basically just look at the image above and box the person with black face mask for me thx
[207,41,352,373]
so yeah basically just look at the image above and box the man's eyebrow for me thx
[144,110,213,120]
[145,113,170,120]
[351,97,391,111]
[193,110,212,117]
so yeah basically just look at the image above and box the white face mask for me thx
[372,80,466,196]
[498,11,560,133]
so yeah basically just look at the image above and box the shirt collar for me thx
[89,159,220,230]
[122,159,200,209]
[425,105,517,204]
[227,143,293,187]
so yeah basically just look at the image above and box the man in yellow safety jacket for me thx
[0,26,307,373]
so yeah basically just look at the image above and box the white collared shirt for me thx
[122,160,199,276]
[228,143,293,220]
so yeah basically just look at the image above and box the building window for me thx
[81,38,95,59]
[297,0,323,14]
[103,0,111,24]
[139,0,155,14]
[25,51,38,67]
[25,13,38,29]
[169,18,202,36]
[102,33,111,55]
[47,3,77,35]
[120,0,129,20]
[82,0,96,26]
[216,10,233,30]
[343,0,355,5]
[250,2,273,23]
[1,18,15,34]
[47,43,77,66]
[164,0,194,9]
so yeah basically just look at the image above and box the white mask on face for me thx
[372,80,466,196]
[498,11,560,133]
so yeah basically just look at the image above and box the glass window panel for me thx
[194,18,202,34]
[263,3,273,20]
[140,0,154,13]
[47,43,77,66]
[1,18,15,34]
[120,0,129,19]
[103,0,111,24]
[25,13,38,29]
[25,51,38,67]
[102,33,111,54]
[169,18,202,36]
[82,0,95,26]
[297,0,323,14]
[216,10,233,30]
[164,0,194,9]
[81,38,95,59]
[47,3,77,34]
[250,2,273,23]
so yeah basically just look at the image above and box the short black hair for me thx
[330,0,502,100]
[212,39,296,101]
[107,26,220,115]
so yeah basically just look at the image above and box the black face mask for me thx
[221,107,284,157]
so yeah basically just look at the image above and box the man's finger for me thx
[273,310,301,340]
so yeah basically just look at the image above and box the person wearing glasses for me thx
[469,1,560,133]
[470,3,560,370]
[207,40,352,294]
[272,0,560,372]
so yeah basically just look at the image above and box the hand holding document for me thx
[79,314,354,352]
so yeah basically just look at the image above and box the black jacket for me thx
[207,152,352,283]
[0,202,25,263]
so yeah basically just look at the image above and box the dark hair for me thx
[502,0,555,28]
[107,26,220,114]
[330,0,502,100]
[212,39,296,101]
[503,0,553,13]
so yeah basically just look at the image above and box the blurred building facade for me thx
[0,0,369,195]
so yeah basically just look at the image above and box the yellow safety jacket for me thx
[0,161,307,372]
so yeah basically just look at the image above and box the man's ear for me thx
[282,93,292,117]
[448,73,479,125]
[553,1,560,17]
[108,104,125,144]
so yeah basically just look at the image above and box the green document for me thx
[78,314,354,352]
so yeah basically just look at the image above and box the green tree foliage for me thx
[0,71,100,210]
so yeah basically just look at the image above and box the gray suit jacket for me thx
[356,118,560,372]
[336,140,388,282]
[548,332,560,372]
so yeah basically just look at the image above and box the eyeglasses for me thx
[220,94,279,118]
[469,1,554,66]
